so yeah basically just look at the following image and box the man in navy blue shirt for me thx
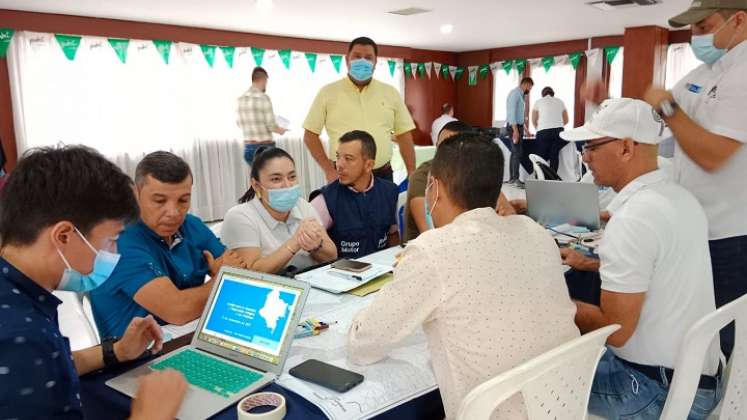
[0,145,187,419]
[311,130,399,258]
[91,152,247,338]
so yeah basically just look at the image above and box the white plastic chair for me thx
[660,294,747,420]
[529,154,550,181]
[457,324,620,420]
[54,291,101,351]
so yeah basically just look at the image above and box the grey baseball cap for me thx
[669,0,747,28]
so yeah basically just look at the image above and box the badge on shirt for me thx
[686,83,702,94]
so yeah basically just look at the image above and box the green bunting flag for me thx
[153,40,172,64]
[514,59,527,75]
[200,44,217,67]
[455,67,465,81]
[0,29,15,58]
[441,64,450,79]
[107,38,129,64]
[502,60,513,75]
[468,66,478,86]
[479,64,490,80]
[416,62,426,78]
[330,54,343,73]
[542,56,555,73]
[305,52,317,72]
[605,46,621,65]
[404,62,413,78]
[388,59,396,77]
[55,34,82,61]
[251,47,265,66]
[278,49,292,69]
[569,52,582,70]
[220,46,235,68]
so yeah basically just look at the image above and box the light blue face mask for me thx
[691,33,727,65]
[265,184,301,213]
[349,59,374,82]
[424,178,438,230]
[56,228,120,293]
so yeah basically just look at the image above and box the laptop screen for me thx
[197,272,303,366]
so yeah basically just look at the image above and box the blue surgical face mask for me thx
[691,17,735,65]
[424,177,438,230]
[349,59,374,82]
[265,184,301,213]
[56,228,120,293]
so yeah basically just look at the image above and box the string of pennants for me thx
[0,28,405,77]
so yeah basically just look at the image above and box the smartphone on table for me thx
[330,259,372,273]
[289,359,364,393]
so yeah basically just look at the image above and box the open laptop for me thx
[525,179,601,230]
[107,266,310,420]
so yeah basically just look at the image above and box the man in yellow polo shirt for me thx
[303,36,417,182]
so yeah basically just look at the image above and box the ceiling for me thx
[0,0,691,52]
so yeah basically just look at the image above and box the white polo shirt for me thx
[533,96,567,132]
[598,169,720,374]
[671,40,747,240]
[220,197,322,271]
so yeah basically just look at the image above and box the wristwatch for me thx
[658,99,679,118]
[102,337,120,367]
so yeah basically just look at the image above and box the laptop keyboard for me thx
[151,348,263,398]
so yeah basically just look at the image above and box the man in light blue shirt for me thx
[506,77,534,184]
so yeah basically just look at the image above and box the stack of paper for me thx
[296,263,392,294]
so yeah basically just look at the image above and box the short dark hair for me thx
[339,130,377,161]
[252,67,268,81]
[238,146,295,203]
[0,145,138,247]
[348,37,378,56]
[520,77,534,85]
[431,133,504,210]
[542,87,555,97]
[135,151,192,186]
[441,103,453,114]
[439,120,472,139]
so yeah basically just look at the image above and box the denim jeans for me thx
[588,350,722,420]
[244,142,275,166]
[506,123,526,181]
[709,235,747,359]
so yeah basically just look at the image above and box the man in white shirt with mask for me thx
[643,0,747,359]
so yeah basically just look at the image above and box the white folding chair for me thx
[660,294,747,420]
[529,154,550,181]
[457,324,620,420]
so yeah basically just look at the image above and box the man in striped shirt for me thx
[237,67,287,165]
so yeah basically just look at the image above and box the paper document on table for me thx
[162,319,199,341]
[296,263,392,294]
[348,274,393,297]
[277,299,437,420]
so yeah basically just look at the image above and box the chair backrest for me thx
[528,154,562,181]
[660,294,747,420]
[457,325,620,420]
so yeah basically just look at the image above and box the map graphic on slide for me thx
[204,278,298,356]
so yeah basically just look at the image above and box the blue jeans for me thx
[244,142,275,166]
[589,350,722,420]
[710,235,747,359]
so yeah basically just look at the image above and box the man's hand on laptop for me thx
[130,369,187,420]
[115,315,164,362]
[204,249,248,276]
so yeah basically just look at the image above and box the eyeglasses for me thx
[581,137,620,154]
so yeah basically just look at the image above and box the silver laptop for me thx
[107,266,310,420]
[525,179,601,230]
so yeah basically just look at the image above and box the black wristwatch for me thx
[658,99,679,118]
[102,337,120,367]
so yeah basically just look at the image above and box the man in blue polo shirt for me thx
[311,130,399,259]
[91,151,247,338]
[0,145,186,419]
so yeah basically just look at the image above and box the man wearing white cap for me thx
[643,0,747,358]
[561,98,722,419]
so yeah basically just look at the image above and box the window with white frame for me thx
[608,47,624,98]
[528,58,576,132]
[665,43,700,90]
[492,67,519,127]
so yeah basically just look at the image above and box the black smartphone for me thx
[289,359,364,393]
[331,259,372,273]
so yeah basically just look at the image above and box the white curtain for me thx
[528,56,576,131]
[6,31,404,220]
[608,47,624,99]
[584,48,603,122]
[491,65,519,127]
[665,43,699,90]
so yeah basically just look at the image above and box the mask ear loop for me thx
[74,227,100,255]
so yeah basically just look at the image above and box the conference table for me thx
[79,247,446,420]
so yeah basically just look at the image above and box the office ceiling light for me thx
[387,7,431,16]
[440,24,454,34]
[587,0,662,11]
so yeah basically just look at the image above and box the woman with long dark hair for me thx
[221,147,336,273]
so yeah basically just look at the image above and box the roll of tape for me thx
[237,392,287,420]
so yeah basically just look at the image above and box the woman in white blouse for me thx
[221,147,337,274]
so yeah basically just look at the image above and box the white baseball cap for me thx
[560,98,665,145]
